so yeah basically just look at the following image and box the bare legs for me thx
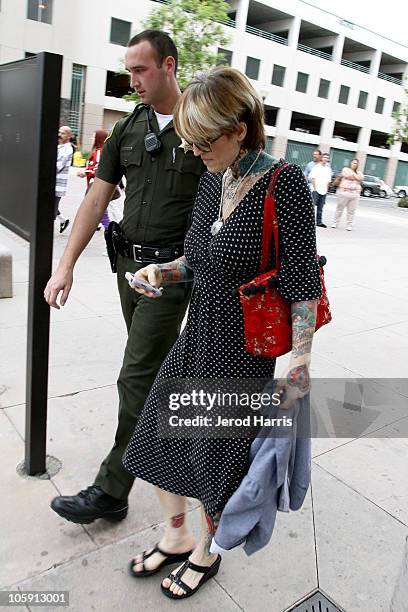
[131,488,195,574]
[162,505,219,596]
[132,486,219,597]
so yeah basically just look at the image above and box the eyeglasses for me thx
[184,135,222,153]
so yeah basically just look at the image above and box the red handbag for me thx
[238,162,332,358]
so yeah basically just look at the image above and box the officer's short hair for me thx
[128,29,178,75]
[173,67,266,151]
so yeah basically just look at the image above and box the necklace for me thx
[210,149,262,237]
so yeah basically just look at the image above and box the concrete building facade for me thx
[1,0,407,185]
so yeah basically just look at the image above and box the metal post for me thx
[24,52,62,475]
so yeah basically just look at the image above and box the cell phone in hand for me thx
[125,272,163,297]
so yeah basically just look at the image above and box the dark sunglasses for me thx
[184,134,223,153]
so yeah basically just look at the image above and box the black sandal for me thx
[129,544,193,578]
[160,555,221,599]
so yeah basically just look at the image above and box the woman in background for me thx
[78,129,122,229]
[332,158,363,231]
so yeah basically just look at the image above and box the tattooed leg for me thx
[203,511,221,555]
[171,512,185,528]
[131,488,194,574]
[162,506,220,596]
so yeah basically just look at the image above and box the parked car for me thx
[379,180,393,198]
[394,185,408,198]
[360,175,383,197]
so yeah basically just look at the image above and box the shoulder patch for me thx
[104,104,146,143]
[104,121,118,143]
[133,102,146,113]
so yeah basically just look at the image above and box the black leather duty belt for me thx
[117,240,182,264]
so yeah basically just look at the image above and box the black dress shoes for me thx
[50,485,128,524]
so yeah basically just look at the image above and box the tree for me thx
[123,0,231,101]
[388,77,408,145]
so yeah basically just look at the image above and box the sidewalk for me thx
[1,169,408,611]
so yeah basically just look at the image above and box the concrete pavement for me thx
[1,168,408,611]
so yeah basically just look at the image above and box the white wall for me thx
[0,0,151,99]
[1,0,406,179]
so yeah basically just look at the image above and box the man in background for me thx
[55,126,72,233]
[304,149,322,185]
[309,152,332,227]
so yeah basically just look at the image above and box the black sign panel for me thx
[0,53,62,475]
[0,57,41,238]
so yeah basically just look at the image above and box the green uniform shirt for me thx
[96,104,205,245]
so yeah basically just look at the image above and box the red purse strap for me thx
[261,162,289,273]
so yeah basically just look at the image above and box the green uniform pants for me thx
[94,254,191,500]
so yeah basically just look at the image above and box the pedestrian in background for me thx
[309,152,332,227]
[55,125,72,233]
[304,149,322,186]
[332,158,363,231]
[70,133,78,164]
[77,129,112,229]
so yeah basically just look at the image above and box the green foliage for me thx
[388,77,408,145]
[397,197,408,208]
[123,0,231,101]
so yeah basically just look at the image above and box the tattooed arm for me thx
[290,300,317,363]
[276,299,317,410]
[157,256,194,284]
[129,256,194,297]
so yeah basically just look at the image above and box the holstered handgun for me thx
[104,221,121,273]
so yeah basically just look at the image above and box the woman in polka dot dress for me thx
[123,67,321,600]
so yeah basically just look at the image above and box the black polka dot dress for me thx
[123,162,321,517]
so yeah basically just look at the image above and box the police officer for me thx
[44,30,204,524]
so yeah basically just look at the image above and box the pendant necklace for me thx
[211,149,262,237]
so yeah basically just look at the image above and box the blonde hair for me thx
[173,66,266,150]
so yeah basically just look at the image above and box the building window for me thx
[392,101,401,114]
[265,136,274,154]
[271,65,285,87]
[375,96,385,114]
[70,64,86,137]
[217,48,233,66]
[296,72,309,93]
[358,91,368,109]
[264,106,277,127]
[245,57,260,80]
[27,0,53,24]
[333,121,360,143]
[318,78,330,99]
[110,17,131,46]
[290,112,322,136]
[369,131,389,149]
[105,71,131,98]
[338,85,350,104]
